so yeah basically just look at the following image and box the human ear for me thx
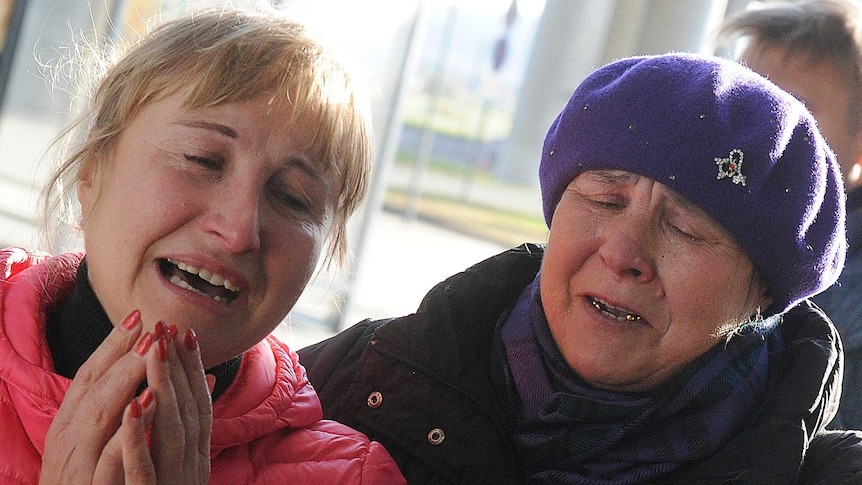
[756,290,773,317]
[76,158,99,222]
[746,272,772,318]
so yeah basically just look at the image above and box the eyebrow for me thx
[584,169,640,185]
[284,156,327,184]
[659,182,703,215]
[175,120,238,138]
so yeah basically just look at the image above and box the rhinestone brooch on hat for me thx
[715,149,747,186]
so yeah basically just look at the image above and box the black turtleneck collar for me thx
[46,259,240,401]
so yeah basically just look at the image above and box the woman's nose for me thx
[597,213,656,283]
[204,188,262,254]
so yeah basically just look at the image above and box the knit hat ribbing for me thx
[539,53,846,315]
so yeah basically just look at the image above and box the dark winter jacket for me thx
[816,188,862,430]
[300,243,862,484]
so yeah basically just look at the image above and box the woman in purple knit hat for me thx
[300,52,862,484]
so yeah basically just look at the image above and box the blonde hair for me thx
[41,7,372,265]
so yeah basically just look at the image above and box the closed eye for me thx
[271,190,308,212]
[669,223,702,242]
[184,154,223,170]
[267,180,311,216]
[586,195,627,210]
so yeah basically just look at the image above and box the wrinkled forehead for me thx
[573,169,705,213]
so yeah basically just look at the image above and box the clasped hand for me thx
[40,311,214,484]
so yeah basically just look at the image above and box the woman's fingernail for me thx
[167,324,179,339]
[154,321,168,337]
[156,336,168,362]
[184,328,197,351]
[135,332,154,356]
[130,398,142,418]
[121,310,141,330]
[139,388,154,409]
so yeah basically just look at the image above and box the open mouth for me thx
[590,296,641,322]
[159,258,240,304]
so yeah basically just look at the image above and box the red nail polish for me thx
[156,336,168,362]
[184,328,197,351]
[130,398,142,418]
[154,321,168,338]
[135,332,153,356]
[168,324,179,339]
[139,388,154,409]
[121,310,141,330]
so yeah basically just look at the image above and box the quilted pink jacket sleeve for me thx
[208,336,406,484]
[0,248,405,484]
[210,419,406,484]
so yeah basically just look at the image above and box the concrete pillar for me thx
[496,0,617,186]
[634,0,729,56]
[600,0,651,62]
[498,0,733,187]
[714,0,757,57]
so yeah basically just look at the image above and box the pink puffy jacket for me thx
[0,247,405,484]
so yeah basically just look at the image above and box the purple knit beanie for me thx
[539,53,846,316]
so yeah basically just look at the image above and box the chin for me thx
[570,355,640,391]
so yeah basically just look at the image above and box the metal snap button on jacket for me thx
[427,428,445,445]
[366,391,383,409]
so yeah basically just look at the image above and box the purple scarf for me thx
[499,275,781,484]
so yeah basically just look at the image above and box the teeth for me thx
[591,297,641,322]
[169,275,228,302]
[169,259,239,292]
